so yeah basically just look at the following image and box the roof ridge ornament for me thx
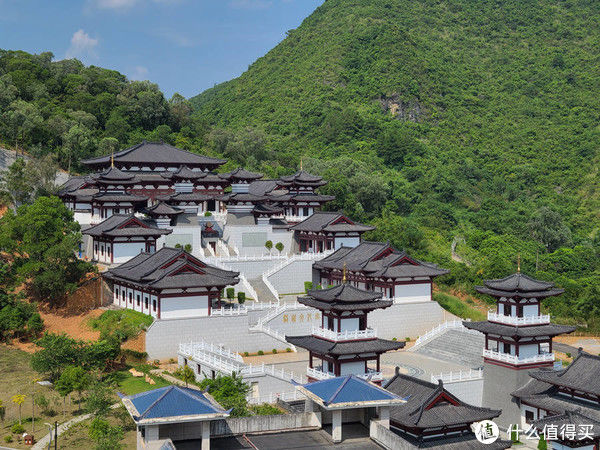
[342,262,347,283]
[517,253,521,273]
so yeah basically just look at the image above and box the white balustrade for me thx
[411,320,476,350]
[307,366,335,380]
[247,390,305,405]
[488,311,550,326]
[431,368,483,384]
[311,326,377,341]
[483,349,555,365]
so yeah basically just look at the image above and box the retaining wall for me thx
[211,412,320,437]
[441,378,484,406]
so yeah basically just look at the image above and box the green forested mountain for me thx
[0,0,599,327]
[190,0,600,324]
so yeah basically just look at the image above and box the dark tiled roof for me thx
[384,372,501,429]
[511,378,600,422]
[287,193,336,203]
[279,170,327,187]
[104,247,239,290]
[476,273,564,299]
[297,284,392,312]
[224,193,268,203]
[158,192,225,202]
[170,166,205,180]
[463,321,576,337]
[533,410,600,438]
[83,214,171,238]
[252,204,283,215]
[219,168,263,181]
[314,241,449,279]
[123,385,229,423]
[145,202,183,217]
[97,166,135,182]
[285,335,404,356]
[299,375,404,407]
[58,176,88,195]
[529,350,600,396]
[91,193,148,203]
[83,141,226,167]
[248,179,279,196]
[291,211,374,233]
[63,188,99,201]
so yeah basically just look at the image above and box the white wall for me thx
[113,242,146,264]
[160,295,209,319]
[395,283,431,302]
[334,237,360,249]
[340,361,365,376]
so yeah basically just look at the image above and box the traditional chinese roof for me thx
[223,193,268,203]
[83,214,171,238]
[219,168,263,182]
[252,204,283,216]
[121,385,230,425]
[512,379,600,422]
[295,375,405,410]
[96,166,136,184]
[248,179,279,196]
[61,188,100,201]
[285,334,404,356]
[82,141,226,169]
[168,165,205,180]
[298,284,392,312]
[58,176,91,195]
[476,273,564,299]
[104,247,239,291]
[529,350,600,396]
[145,202,183,217]
[384,371,501,431]
[463,321,575,338]
[291,212,374,234]
[278,170,327,187]
[314,241,449,279]
[158,192,226,203]
[91,193,148,203]
[533,410,600,439]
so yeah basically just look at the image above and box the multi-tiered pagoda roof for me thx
[476,273,565,299]
[298,284,392,312]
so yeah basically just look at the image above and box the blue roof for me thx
[124,385,227,420]
[301,375,402,406]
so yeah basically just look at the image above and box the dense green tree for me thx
[528,207,573,252]
[199,373,250,417]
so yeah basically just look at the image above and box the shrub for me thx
[204,211,212,217]
[237,292,246,304]
[392,337,397,341]
[405,337,411,341]
[275,242,284,254]
[257,350,264,356]
[183,244,192,253]
[265,240,273,252]
[153,359,160,366]
[272,349,277,354]
[243,351,249,357]
[4,435,12,443]
[11,424,24,434]
[566,352,572,358]
[286,348,292,353]
[250,403,283,415]
[226,288,235,300]
[304,282,313,292]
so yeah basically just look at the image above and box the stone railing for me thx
[179,341,243,363]
[307,366,336,380]
[411,320,476,350]
[210,301,278,317]
[431,368,483,384]
[311,327,377,341]
[483,349,555,365]
[488,311,550,326]
[247,390,305,405]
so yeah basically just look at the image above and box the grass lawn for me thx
[110,365,172,396]
[0,346,83,448]
[433,291,486,321]
[89,309,153,341]
[55,414,137,449]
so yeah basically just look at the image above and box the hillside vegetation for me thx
[191,0,600,327]
[0,0,599,327]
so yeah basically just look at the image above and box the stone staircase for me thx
[413,328,485,368]
[248,277,279,303]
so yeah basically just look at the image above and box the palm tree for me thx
[181,365,195,388]
[11,394,26,425]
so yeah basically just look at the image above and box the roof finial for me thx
[300,157,303,171]
[110,151,115,168]
[517,253,521,273]
[342,262,347,283]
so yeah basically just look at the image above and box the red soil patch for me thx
[122,331,146,353]
[39,309,103,341]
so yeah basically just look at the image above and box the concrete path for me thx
[381,350,472,381]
